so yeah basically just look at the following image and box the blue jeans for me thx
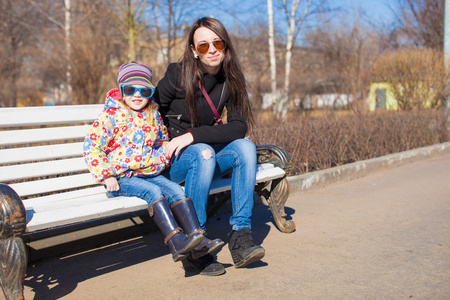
[161,139,257,231]
[108,175,186,206]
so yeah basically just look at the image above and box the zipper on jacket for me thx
[165,114,182,120]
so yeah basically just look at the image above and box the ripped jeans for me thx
[161,139,257,231]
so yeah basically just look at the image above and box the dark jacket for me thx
[154,63,247,144]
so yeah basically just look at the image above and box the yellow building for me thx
[369,81,440,111]
[368,82,398,111]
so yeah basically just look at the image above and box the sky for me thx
[339,0,395,25]
[204,0,396,33]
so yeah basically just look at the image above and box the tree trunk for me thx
[128,25,137,61]
[167,0,173,64]
[64,0,72,104]
[267,0,277,116]
[127,0,137,61]
[281,0,299,119]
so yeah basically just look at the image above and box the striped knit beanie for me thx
[117,61,154,97]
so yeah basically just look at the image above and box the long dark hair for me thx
[179,17,254,130]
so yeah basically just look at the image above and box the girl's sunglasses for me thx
[196,40,226,55]
[121,85,154,98]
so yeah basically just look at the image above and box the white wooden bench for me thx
[0,104,294,300]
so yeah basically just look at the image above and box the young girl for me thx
[83,61,223,263]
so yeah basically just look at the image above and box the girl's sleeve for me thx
[82,112,117,182]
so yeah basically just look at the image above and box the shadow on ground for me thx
[23,198,293,299]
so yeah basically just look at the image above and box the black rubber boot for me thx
[148,198,203,262]
[182,253,226,276]
[228,228,265,268]
[171,198,225,259]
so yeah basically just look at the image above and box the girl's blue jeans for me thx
[161,138,257,231]
[108,174,186,206]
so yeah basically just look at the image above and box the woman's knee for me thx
[235,138,256,151]
[231,139,256,162]
[187,143,216,165]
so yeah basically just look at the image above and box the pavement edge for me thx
[287,141,450,193]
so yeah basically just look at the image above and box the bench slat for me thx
[11,163,283,199]
[0,125,91,147]
[26,192,111,213]
[8,173,97,198]
[25,196,148,232]
[0,142,83,164]
[210,164,286,194]
[20,164,286,232]
[0,157,87,182]
[23,186,107,206]
[0,104,103,128]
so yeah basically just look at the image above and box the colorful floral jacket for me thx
[83,88,170,183]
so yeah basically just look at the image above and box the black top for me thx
[154,63,247,144]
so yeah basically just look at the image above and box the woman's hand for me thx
[103,177,120,192]
[166,132,194,158]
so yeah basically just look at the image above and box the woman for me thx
[155,17,264,276]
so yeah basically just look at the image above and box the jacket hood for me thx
[104,88,127,110]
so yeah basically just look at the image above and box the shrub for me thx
[250,110,449,175]
[371,49,449,110]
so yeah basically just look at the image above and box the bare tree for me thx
[267,0,326,118]
[267,0,278,116]
[106,0,150,61]
[64,0,73,101]
[0,0,42,107]
[151,0,199,64]
[71,0,123,104]
[395,0,444,50]
[278,0,312,118]
[27,0,114,105]
[236,22,272,112]
[304,16,384,113]
[26,0,75,103]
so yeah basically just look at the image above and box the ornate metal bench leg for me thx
[0,238,27,300]
[0,184,27,300]
[256,145,296,233]
[256,177,296,233]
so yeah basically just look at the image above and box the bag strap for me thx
[199,81,223,125]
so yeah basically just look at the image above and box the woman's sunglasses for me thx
[196,40,226,55]
[121,85,154,98]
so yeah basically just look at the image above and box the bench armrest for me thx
[256,144,292,176]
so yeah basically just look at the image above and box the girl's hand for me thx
[166,133,194,158]
[104,177,120,191]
